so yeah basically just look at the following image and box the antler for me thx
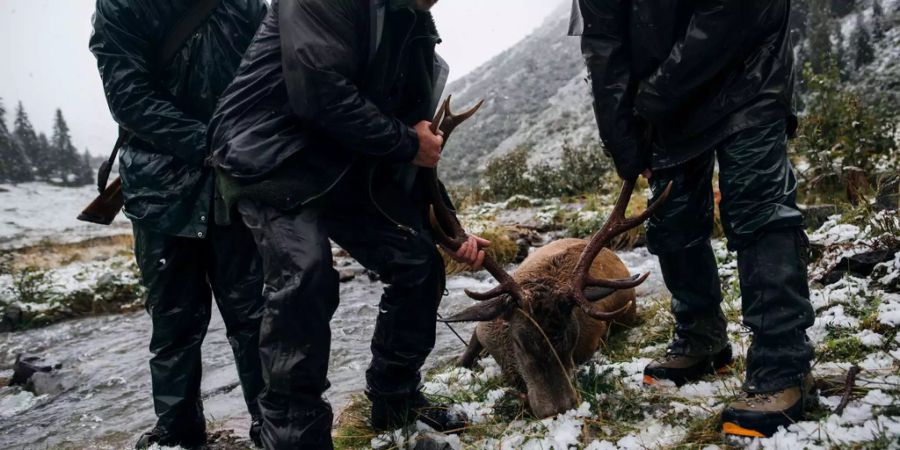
[568,179,673,320]
[424,97,527,307]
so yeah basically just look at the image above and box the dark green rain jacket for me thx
[89,0,267,238]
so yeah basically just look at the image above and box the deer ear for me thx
[439,297,511,323]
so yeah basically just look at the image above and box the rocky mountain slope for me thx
[440,0,900,185]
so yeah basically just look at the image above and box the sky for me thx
[0,0,562,157]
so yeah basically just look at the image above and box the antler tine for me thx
[425,96,525,305]
[568,179,673,320]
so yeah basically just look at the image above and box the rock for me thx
[0,303,24,332]
[339,269,357,283]
[801,204,839,230]
[820,249,897,285]
[412,435,456,450]
[10,354,55,387]
[366,269,381,282]
[28,371,72,396]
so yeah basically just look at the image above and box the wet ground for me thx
[0,209,666,449]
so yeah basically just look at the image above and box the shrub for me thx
[793,61,899,203]
[481,143,613,202]
[11,266,55,305]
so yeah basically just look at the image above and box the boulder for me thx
[820,249,897,285]
[9,354,55,387]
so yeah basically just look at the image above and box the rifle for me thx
[78,0,222,225]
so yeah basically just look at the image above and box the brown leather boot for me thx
[721,373,817,438]
[643,344,733,386]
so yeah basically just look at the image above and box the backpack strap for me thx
[97,0,223,193]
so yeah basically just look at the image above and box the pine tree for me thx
[872,0,885,40]
[11,102,40,181]
[0,99,35,183]
[50,109,92,186]
[807,0,836,74]
[852,14,875,69]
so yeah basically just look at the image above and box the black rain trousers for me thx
[645,119,815,394]
[133,220,266,436]
[237,165,445,449]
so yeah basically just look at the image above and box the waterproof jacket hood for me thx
[571,0,797,178]
[89,0,267,238]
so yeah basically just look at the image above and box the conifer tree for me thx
[807,0,836,74]
[13,102,41,176]
[872,0,885,40]
[852,14,875,69]
[0,99,35,183]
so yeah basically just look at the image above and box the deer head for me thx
[425,97,672,417]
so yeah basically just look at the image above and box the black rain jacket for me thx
[210,0,449,211]
[90,0,267,238]
[570,0,797,179]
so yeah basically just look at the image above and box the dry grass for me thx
[10,234,133,270]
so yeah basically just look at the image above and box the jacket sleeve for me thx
[279,0,419,163]
[634,0,755,123]
[89,0,209,165]
[574,0,647,180]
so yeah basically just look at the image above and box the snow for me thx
[0,182,130,250]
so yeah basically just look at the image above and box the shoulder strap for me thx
[98,0,223,193]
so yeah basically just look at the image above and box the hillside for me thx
[440,0,900,185]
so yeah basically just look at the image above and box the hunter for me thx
[89,0,268,447]
[571,0,816,438]
[209,0,486,447]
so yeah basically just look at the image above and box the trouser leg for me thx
[133,223,210,435]
[238,202,338,450]
[717,119,815,393]
[325,200,445,402]
[206,221,266,420]
[646,152,728,356]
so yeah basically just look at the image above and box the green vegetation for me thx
[482,143,612,203]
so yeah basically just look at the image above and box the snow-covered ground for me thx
[0,182,130,250]
[367,215,900,450]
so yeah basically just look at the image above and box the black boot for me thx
[644,344,733,386]
[370,393,468,433]
[134,423,207,450]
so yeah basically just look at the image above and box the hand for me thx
[412,121,444,168]
[641,169,652,180]
[449,235,491,270]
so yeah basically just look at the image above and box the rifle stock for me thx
[77,177,124,225]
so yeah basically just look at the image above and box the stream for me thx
[0,248,665,449]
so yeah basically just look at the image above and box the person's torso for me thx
[627,0,796,167]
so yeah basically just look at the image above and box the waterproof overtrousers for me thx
[133,221,266,438]
[646,119,815,393]
[237,167,445,449]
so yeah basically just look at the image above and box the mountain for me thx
[440,0,900,185]
[439,2,591,183]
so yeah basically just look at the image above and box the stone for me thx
[10,354,55,387]
[820,249,897,285]
[801,204,839,230]
[339,269,357,283]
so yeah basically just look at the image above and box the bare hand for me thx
[450,235,491,270]
[641,169,652,180]
[412,121,444,168]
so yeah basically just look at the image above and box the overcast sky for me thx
[0,0,562,156]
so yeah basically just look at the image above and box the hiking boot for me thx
[134,425,207,449]
[249,418,263,448]
[371,392,468,433]
[721,373,817,438]
[643,344,733,386]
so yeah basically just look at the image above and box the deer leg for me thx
[457,331,484,368]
